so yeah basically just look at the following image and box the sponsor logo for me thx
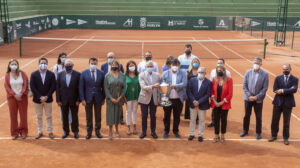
[216,19,228,29]
[52,18,59,26]
[16,23,22,29]
[140,17,147,28]
[0,37,3,43]
[295,20,300,27]
[25,21,31,28]
[78,19,87,25]
[7,25,12,33]
[140,17,160,28]
[251,21,261,27]
[41,19,45,23]
[123,18,133,27]
[39,26,42,31]
[33,21,40,26]
[168,20,186,26]
[198,19,204,25]
[95,20,116,25]
[66,19,76,25]
[193,18,208,28]
[46,17,50,23]
[267,22,276,27]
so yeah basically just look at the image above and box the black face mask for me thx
[145,57,152,61]
[185,50,191,56]
[65,65,73,71]
[217,71,224,77]
[283,70,290,76]
[111,67,118,71]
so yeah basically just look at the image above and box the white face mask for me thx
[217,63,223,67]
[171,66,178,72]
[39,63,48,70]
[129,66,135,72]
[90,64,97,70]
[10,65,18,70]
[198,73,204,80]
[253,64,260,70]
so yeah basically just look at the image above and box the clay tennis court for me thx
[1,29,300,168]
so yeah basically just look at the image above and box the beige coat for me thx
[138,71,161,105]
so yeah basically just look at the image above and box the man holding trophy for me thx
[138,61,161,139]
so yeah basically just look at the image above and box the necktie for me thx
[285,76,288,86]
[92,71,96,82]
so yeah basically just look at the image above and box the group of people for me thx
[4,44,298,145]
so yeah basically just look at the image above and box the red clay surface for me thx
[0,29,300,168]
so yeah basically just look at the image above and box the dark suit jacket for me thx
[273,74,298,107]
[100,62,124,75]
[56,70,81,106]
[30,70,56,104]
[79,69,105,104]
[188,77,212,110]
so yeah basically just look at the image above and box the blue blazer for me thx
[161,69,187,103]
[30,70,56,104]
[101,62,124,75]
[273,74,298,107]
[188,77,212,110]
[79,69,105,104]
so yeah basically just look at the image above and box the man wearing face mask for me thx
[137,51,159,73]
[240,57,269,140]
[187,67,212,142]
[79,57,105,139]
[101,52,125,125]
[178,44,198,72]
[161,58,187,139]
[208,58,231,127]
[269,64,298,145]
[56,59,81,139]
[30,58,56,139]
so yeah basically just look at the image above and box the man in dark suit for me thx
[80,57,105,139]
[30,57,56,139]
[56,59,81,139]
[187,67,212,142]
[269,64,298,145]
[100,52,125,124]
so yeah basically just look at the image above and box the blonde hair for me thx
[215,65,227,82]
[188,57,201,72]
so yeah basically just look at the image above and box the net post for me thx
[250,26,253,36]
[261,21,264,38]
[141,41,144,57]
[19,37,22,57]
[291,26,295,49]
[263,39,268,59]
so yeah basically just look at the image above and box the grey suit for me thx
[242,69,269,134]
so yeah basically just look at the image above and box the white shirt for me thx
[178,54,198,72]
[138,60,159,73]
[90,69,97,81]
[66,71,72,87]
[253,70,259,86]
[40,71,46,85]
[198,79,203,92]
[10,72,23,96]
[169,72,179,99]
[53,64,65,80]
[148,72,153,85]
[209,69,231,81]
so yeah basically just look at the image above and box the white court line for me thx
[192,37,300,123]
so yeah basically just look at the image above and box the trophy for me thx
[160,82,172,107]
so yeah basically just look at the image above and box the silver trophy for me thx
[160,82,172,107]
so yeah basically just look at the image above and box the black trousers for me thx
[213,107,228,134]
[61,103,79,134]
[140,97,157,134]
[211,109,215,124]
[271,105,292,139]
[163,98,183,134]
[184,99,190,119]
[85,99,102,134]
[243,101,263,134]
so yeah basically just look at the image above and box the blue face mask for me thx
[10,65,18,70]
[192,62,199,68]
[39,63,48,70]
[90,64,97,70]
[147,67,153,73]
[65,65,73,71]
[61,58,66,63]
[108,58,114,64]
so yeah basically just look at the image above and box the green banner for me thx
[0,22,4,45]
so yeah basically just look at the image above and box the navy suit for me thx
[30,70,56,104]
[100,62,124,75]
[79,69,105,134]
[188,77,212,110]
[56,70,81,134]
[271,74,298,139]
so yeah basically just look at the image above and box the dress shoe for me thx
[96,132,103,139]
[49,133,55,139]
[74,133,79,139]
[62,132,69,139]
[86,133,92,140]
[256,134,262,140]
[207,123,214,128]
[163,132,168,139]
[268,137,277,142]
[174,132,181,139]
[12,135,18,140]
[139,133,147,139]
[240,131,248,137]
[198,136,203,142]
[151,132,158,139]
[284,139,290,145]
[35,133,43,139]
[188,135,194,141]
[21,134,27,139]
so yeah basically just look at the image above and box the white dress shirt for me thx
[169,72,179,99]
[198,79,203,92]
[90,69,97,82]
[40,71,46,85]
[66,72,72,87]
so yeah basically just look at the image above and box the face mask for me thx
[283,70,290,76]
[147,67,153,73]
[90,64,97,70]
[217,63,223,67]
[108,58,114,64]
[172,66,178,72]
[111,66,118,71]
[39,63,48,70]
[192,62,199,68]
[185,50,191,56]
[61,58,66,63]
[10,65,18,70]
[253,64,260,70]
[198,73,204,80]
[217,71,224,77]
[145,57,152,61]
[65,65,73,71]
[129,66,135,72]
